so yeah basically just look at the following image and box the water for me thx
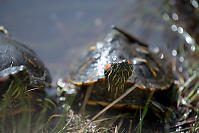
[0,0,120,80]
[0,0,188,81]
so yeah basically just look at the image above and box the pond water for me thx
[0,0,120,79]
[0,0,186,82]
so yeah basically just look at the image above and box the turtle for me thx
[69,26,173,114]
[0,26,52,98]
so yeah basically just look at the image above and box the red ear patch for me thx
[0,77,9,82]
[127,61,132,64]
[105,64,111,70]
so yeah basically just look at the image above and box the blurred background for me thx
[0,0,197,82]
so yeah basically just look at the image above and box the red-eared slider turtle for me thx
[0,26,51,97]
[70,26,173,112]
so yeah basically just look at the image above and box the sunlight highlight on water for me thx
[172,49,177,56]
[191,0,199,8]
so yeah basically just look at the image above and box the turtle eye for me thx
[105,64,111,70]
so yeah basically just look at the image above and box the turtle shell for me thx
[0,29,51,89]
[70,27,172,91]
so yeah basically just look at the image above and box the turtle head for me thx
[104,60,133,97]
